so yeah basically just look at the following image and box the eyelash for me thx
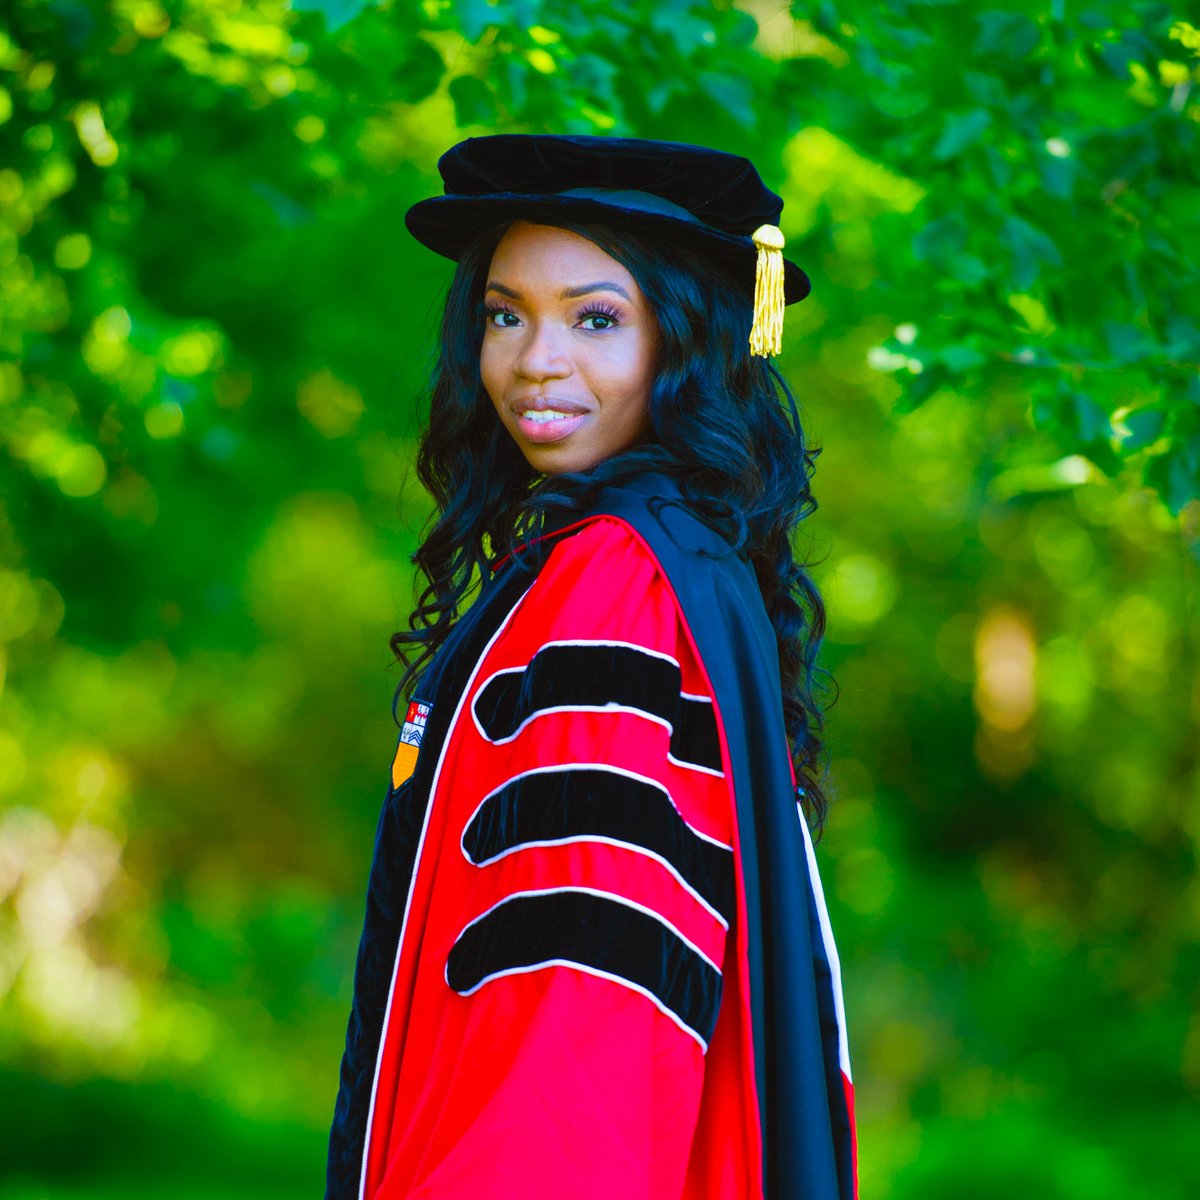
[483,302,623,330]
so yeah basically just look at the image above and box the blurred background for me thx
[2,0,1198,1196]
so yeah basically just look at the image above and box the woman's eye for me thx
[578,312,618,331]
[487,309,520,328]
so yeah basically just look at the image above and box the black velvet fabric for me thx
[446,889,724,1048]
[404,134,811,303]
[471,640,722,772]
[461,766,735,924]
[442,136,778,234]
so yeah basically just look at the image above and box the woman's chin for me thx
[521,446,600,475]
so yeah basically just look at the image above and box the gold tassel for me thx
[749,223,786,359]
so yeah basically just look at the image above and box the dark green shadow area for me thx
[0,1070,326,1199]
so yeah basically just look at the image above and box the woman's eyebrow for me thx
[484,281,632,301]
[561,281,632,300]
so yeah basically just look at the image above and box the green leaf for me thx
[290,0,374,31]
[448,75,497,127]
[1184,432,1200,472]
[1102,322,1152,363]
[726,9,761,49]
[1031,387,1062,431]
[573,52,619,95]
[988,456,1095,501]
[646,78,676,115]
[697,72,756,129]
[1163,315,1200,360]
[453,0,502,40]
[1074,392,1111,443]
[392,38,444,104]
[1002,215,1063,290]
[913,213,969,264]
[1083,440,1124,478]
[651,6,718,55]
[938,343,987,373]
[855,39,906,86]
[985,145,1013,189]
[934,110,992,161]
[1096,29,1156,78]
[876,18,934,53]
[1120,406,1166,450]
[974,11,1041,59]
[1144,444,1200,513]
[1078,8,1111,30]
[894,362,950,411]
[497,55,529,115]
[951,254,991,286]
[964,70,1007,107]
[1052,384,1112,443]
[1037,153,1076,200]
[809,1,842,38]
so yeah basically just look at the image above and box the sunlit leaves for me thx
[794,0,1200,512]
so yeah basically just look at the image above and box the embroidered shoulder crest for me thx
[392,699,431,789]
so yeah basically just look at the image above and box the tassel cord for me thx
[749,223,786,359]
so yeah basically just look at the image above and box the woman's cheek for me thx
[480,337,506,406]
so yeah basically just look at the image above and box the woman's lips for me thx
[514,407,589,443]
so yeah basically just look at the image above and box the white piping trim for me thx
[446,883,725,1053]
[797,802,852,1080]
[533,637,681,664]
[455,885,722,975]
[459,761,731,927]
[667,751,725,779]
[446,958,710,1053]
[473,699,674,747]
[466,837,730,931]
[356,581,534,1200]
[469,642,725,777]
[461,762,734,852]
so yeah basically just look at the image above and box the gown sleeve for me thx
[382,518,742,1200]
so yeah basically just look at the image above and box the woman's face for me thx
[480,222,657,475]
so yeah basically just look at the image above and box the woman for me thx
[328,135,856,1200]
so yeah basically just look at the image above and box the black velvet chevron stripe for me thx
[473,643,722,772]
[446,890,722,1046]
[462,768,734,923]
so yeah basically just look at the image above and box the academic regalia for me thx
[327,472,856,1200]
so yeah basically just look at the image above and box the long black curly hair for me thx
[391,220,833,827]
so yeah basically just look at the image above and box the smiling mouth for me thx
[515,408,588,444]
[521,409,578,424]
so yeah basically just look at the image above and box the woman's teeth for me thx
[522,410,576,423]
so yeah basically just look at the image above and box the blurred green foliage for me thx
[1,0,1197,1196]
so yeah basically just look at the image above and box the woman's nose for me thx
[514,321,572,381]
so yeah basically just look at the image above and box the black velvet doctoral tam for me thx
[404,134,810,304]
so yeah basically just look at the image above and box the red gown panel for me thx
[362,518,764,1199]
